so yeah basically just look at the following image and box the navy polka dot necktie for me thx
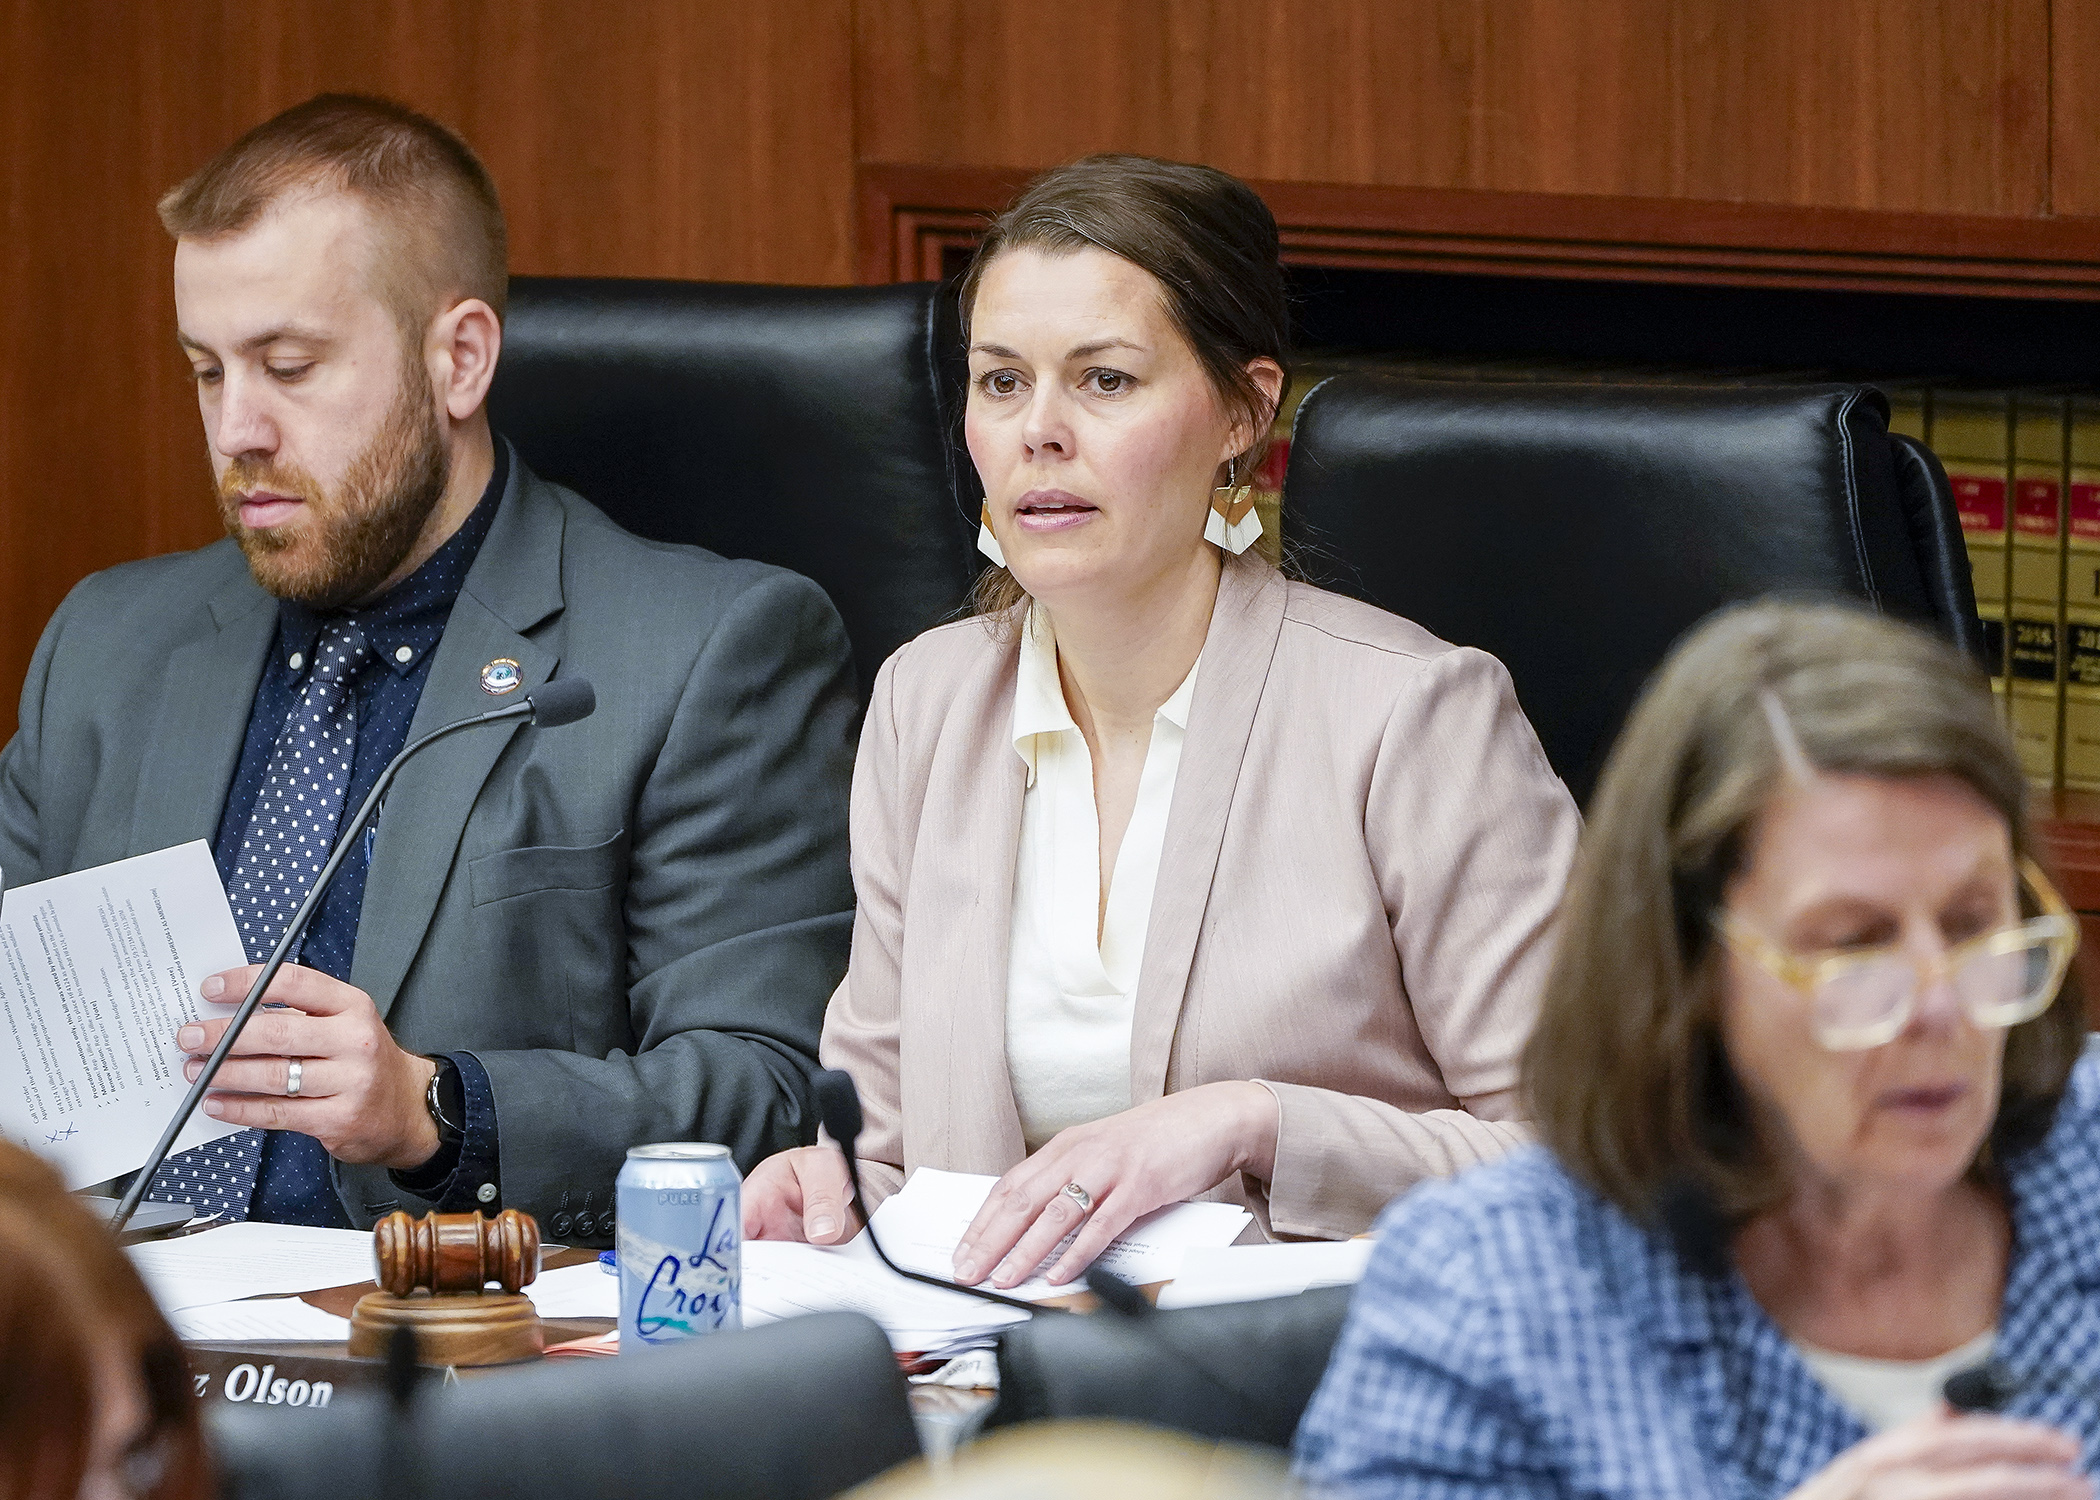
[149,620,372,1220]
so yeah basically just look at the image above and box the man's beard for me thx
[217,363,450,611]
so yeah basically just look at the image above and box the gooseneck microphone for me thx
[814,1068,1283,1430]
[811,1069,1062,1317]
[1944,1359,2100,1413]
[109,679,597,1233]
[1945,1363,2022,1412]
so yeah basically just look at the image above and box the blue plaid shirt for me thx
[1296,1053,2100,1498]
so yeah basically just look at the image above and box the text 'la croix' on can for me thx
[616,1142,741,1352]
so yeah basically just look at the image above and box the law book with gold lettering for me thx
[2008,395,2068,788]
[2062,397,2100,791]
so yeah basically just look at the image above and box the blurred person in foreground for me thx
[0,1141,209,1500]
[1296,600,2096,1498]
[745,154,1578,1284]
[847,1421,1289,1500]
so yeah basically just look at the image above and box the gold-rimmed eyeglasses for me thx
[1713,858,2081,1052]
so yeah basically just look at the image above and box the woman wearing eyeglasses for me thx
[1296,601,2096,1500]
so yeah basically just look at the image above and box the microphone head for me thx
[527,678,596,727]
[812,1069,863,1149]
[1944,1361,2020,1413]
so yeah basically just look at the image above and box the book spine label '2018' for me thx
[2009,395,2067,790]
[2064,398,2100,792]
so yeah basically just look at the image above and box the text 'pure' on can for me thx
[616,1142,741,1351]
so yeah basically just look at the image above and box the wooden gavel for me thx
[372,1208,540,1296]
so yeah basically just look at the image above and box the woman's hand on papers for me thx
[743,1145,862,1244]
[176,963,442,1170]
[953,1080,1280,1290]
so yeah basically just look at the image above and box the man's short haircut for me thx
[159,93,507,332]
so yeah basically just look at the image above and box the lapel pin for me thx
[480,658,523,696]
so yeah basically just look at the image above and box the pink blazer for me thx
[820,552,1581,1238]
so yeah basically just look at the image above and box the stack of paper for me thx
[869,1168,1252,1300]
[1155,1239,1374,1309]
[736,1168,1253,1358]
[522,1260,619,1319]
[168,1297,352,1342]
[128,1223,376,1314]
[531,1170,1260,1360]
[743,1236,1027,1358]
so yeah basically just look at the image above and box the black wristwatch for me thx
[424,1055,466,1148]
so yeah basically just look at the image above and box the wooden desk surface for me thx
[178,1242,1013,1430]
[183,1245,611,1376]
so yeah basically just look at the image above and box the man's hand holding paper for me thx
[177,963,441,1170]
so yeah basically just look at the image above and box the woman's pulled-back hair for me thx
[958,154,1291,615]
[1525,600,2086,1226]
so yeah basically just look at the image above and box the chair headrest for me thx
[1283,376,1929,803]
[490,277,980,697]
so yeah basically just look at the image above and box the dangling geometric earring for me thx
[977,504,1008,567]
[1204,457,1263,555]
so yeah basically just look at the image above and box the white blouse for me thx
[1005,605,1201,1153]
[1794,1328,1996,1432]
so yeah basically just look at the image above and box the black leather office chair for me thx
[990,1288,1354,1450]
[488,278,979,699]
[210,1312,919,1500]
[1887,429,1982,643]
[1283,378,1986,805]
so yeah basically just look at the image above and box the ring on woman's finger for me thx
[285,1059,303,1098]
[1061,1181,1094,1214]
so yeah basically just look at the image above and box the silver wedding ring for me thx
[285,1059,303,1098]
[1061,1181,1094,1214]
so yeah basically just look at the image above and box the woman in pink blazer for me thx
[744,155,1580,1290]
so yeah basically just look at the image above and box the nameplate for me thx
[183,1346,459,1411]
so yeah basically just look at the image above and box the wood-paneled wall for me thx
[0,0,855,744]
[3,0,2095,743]
[2054,0,2100,216]
[857,0,2060,217]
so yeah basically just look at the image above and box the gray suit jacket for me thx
[0,454,858,1236]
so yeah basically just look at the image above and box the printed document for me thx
[730,1171,1248,1356]
[0,842,246,1188]
[523,1261,620,1320]
[129,1222,377,1313]
[870,1167,1252,1301]
[742,1236,1029,1356]
[1155,1238,1374,1308]
[168,1297,353,1343]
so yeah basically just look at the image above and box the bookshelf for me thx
[861,164,2100,1006]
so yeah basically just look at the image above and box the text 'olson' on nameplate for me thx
[183,1346,392,1414]
[0,841,247,1188]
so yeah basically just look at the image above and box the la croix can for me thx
[616,1143,741,1351]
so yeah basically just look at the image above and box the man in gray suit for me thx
[0,95,856,1241]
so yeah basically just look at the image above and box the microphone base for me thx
[77,1195,194,1243]
[349,1290,544,1367]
